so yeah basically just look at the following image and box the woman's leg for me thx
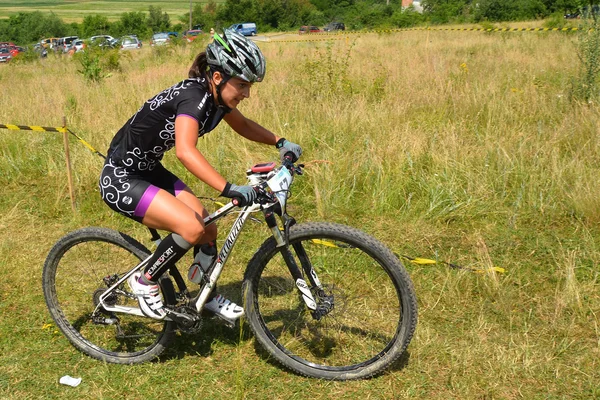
[141,188,210,244]
[139,187,243,324]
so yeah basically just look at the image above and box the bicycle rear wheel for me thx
[243,222,418,380]
[42,227,176,364]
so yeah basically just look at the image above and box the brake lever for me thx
[254,184,276,205]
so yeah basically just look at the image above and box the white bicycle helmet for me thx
[206,29,266,83]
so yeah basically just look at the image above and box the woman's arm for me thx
[223,108,280,145]
[174,115,228,193]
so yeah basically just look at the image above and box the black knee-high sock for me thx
[143,233,193,282]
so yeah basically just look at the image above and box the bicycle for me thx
[42,157,418,380]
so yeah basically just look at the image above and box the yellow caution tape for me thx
[0,124,67,133]
[310,239,343,247]
[267,26,581,42]
[307,239,506,274]
[401,254,506,274]
[0,123,105,159]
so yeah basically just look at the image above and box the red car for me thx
[299,26,321,34]
[0,47,12,63]
[184,30,203,42]
[8,46,22,57]
[0,44,24,62]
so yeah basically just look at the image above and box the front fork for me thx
[263,209,333,320]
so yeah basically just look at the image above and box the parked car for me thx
[34,43,48,58]
[299,26,321,34]
[69,39,86,53]
[40,38,59,49]
[183,29,203,42]
[0,47,12,63]
[150,32,170,46]
[0,42,16,49]
[118,35,142,50]
[323,22,345,31]
[60,36,79,52]
[90,35,118,49]
[564,11,580,19]
[13,46,26,56]
[228,22,257,36]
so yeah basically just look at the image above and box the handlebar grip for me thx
[283,151,297,163]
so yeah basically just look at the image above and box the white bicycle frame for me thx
[97,164,319,320]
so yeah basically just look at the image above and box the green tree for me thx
[421,0,471,24]
[0,12,69,44]
[117,11,150,38]
[542,0,585,13]
[80,14,111,38]
[181,1,220,31]
[217,0,258,27]
[147,6,171,33]
[473,0,547,22]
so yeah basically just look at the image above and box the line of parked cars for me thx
[299,22,345,34]
[0,42,26,63]
[1,22,298,64]
[37,34,143,53]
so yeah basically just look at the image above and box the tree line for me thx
[0,0,595,45]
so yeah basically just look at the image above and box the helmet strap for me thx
[209,68,233,113]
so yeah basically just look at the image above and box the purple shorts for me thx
[99,159,188,223]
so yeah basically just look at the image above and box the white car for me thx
[70,39,85,52]
[118,36,142,50]
[150,33,170,46]
[90,35,116,48]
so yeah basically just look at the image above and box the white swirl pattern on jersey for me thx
[148,81,187,111]
[99,158,134,216]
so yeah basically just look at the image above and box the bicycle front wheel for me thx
[42,227,176,364]
[243,222,418,380]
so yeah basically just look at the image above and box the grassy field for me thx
[1,29,599,399]
[0,0,215,22]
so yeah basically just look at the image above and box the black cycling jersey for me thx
[99,77,226,221]
[107,77,226,174]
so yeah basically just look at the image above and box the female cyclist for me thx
[98,30,302,322]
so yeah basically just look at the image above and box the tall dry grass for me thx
[0,30,599,399]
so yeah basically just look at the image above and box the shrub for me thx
[570,16,600,103]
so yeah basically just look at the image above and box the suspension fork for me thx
[263,210,324,311]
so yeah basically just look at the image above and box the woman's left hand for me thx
[276,138,302,162]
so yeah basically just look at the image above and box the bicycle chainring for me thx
[173,306,203,334]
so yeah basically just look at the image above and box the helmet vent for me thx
[232,39,248,53]
[244,57,257,74]
[226,59,243,75]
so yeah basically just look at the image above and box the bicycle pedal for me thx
[210,313,237,328]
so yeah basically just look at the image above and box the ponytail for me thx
[189,52,208,79]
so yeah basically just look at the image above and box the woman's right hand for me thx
[221,182,258,206]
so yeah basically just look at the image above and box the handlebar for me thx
[231,154,303,207]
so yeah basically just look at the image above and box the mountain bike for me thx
[42,157,418,380]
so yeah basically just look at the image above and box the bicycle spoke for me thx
[43,228,175,363]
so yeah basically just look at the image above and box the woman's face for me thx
[212,72,253,109]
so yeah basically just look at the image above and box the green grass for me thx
[0,0,222,22]
[1,30,599,398]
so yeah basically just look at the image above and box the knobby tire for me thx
[243,222,418,380]
[42,227,176,364]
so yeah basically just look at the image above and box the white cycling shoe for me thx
[128,272,167,320]
[204,294,245,325]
